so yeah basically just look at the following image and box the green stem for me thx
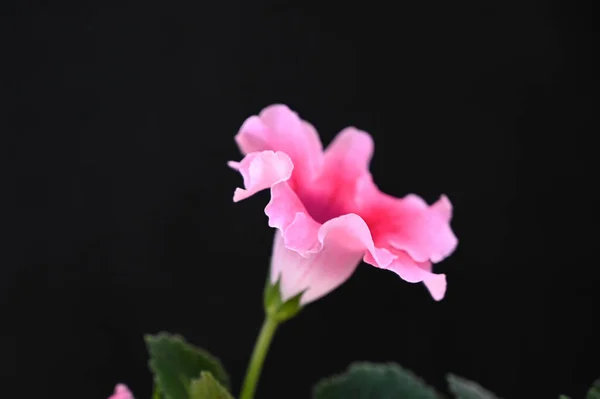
[239,316,280,399]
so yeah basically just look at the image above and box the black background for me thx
[2,1,597,398]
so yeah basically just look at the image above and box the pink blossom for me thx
[107,384,134,399]
[229,105,458,304]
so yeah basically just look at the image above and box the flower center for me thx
[296,182,350,225]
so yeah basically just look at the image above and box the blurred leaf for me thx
[145,333,230,399]
[587,379,600,399]
[190,372,234,399]
[447,374,500,399]
[313,362,441,399]
[152,385,161,399]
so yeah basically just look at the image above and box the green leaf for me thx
[558,395,572,399]
[190,372,234,399]
[447,374,500,399]
[313,362,441,399]
[145,333,230,399]
[587,379,600,399]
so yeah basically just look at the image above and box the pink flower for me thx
[107,384,134,399]
[229,105,458,304]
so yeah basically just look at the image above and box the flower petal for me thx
[265,181,313,235]
[365,193,458,264]
[107,384,134,399]
[228,150,293,202]
[322,127,374,181]
[318,214,396,268]
[388,195,457,263]
[383,250,447,301]
[423,273,447,301]
[270,230,362,304]
[234,105,323,183]
[267,197,397,303]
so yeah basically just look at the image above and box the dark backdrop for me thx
[2,1,596,398]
